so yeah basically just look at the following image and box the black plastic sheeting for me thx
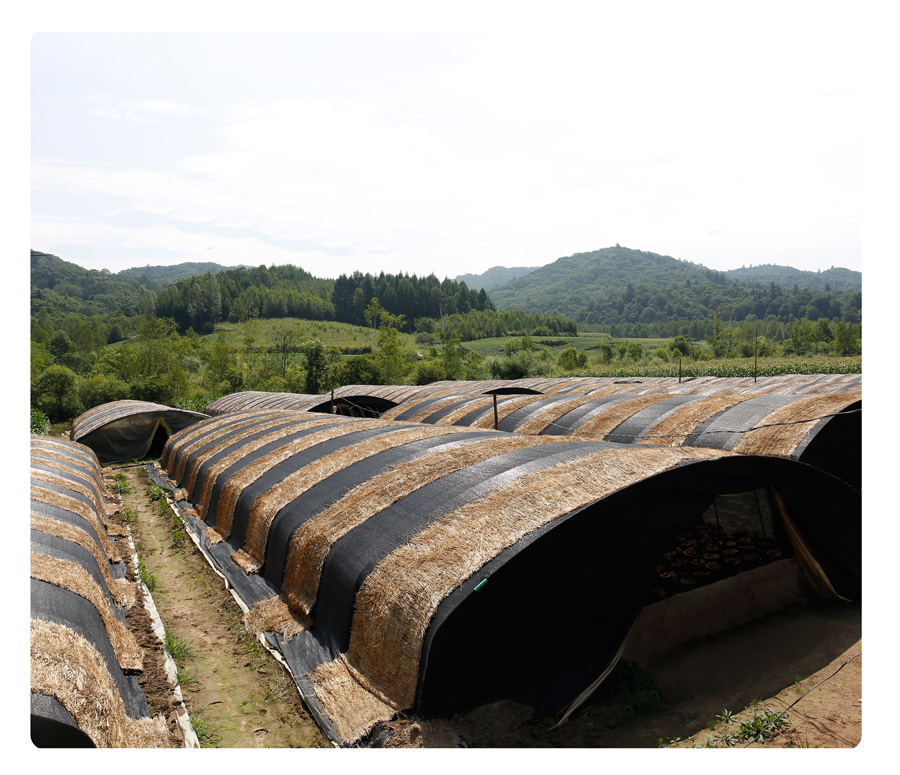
[30,436,154,748]
[156,412,861,745]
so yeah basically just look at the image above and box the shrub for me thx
[30,409,51,435]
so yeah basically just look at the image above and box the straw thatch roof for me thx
[30,436,168,748]
[381,386,861,489]
[204,391,323,416]
[442,374,862,397]
[157,410,860,745]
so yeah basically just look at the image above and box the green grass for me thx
[189,706,224,748]
[164,631,196,664]
[209,317,417,352]
[176,668,199,688]
[463,334,613,359]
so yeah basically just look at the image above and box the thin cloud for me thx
[30,27,861,277]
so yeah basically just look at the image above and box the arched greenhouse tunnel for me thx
[154,410,860,744]
[416,456,860,721]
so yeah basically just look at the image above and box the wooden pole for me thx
[754,326,758,383]
[493,393,499,430]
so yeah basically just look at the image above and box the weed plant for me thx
[666,704,790,747]
[164,631,196,664]
[30,410,51,435]
[189,706,224,748]
[176,668,199,688]
[147,485,167,502]
[137,559,157,592]
[613,661,667,718]
[110,473,133,495]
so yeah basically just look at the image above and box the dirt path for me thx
[119,466,327,749]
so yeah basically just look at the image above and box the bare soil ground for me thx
[383,600,860,749]
[117,464,861,750]
[119,466,327,748]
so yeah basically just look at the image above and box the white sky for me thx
[24,2,866,280]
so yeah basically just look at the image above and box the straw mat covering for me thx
[30,468,113,527]
[379,386,485,422]
[280,434,562,618]
[465,394,549,429]
[512,388,624,435]
[159,409,274,473]
[71,400,163,438]
[635,394,755,446]
[30,486,120,562]
[741,374,822,397]
[310,444,723,742]
[183,415,332,497]
[732,392,861,457]
[189,415,339,516]
[31,618,169,748]
[381,394,470,423]
[244,594,311,641]
[32,434,103,463]
[31,552,143,673]
[237,423,475,569]
[208,417,387,538]
[31,453,108,495]
[308,657,399,743]
[566,395,673,439]
[31,513,134,608]
[530,378,591,395]
[170,412,291,483]
[793,374,861,395]
[430,396,496,426]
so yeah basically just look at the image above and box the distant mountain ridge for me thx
[32,246,862,334]
[723,263,860,292]
[454,265,538,291]
[31,250,254,316]
[117,261,250,286]
[484,246,861,327]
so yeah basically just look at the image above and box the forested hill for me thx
[454,265,537,291]
[117,261,247,289]
[31,250,148,316]
[31,251,249,317]
[723,264,861,291]
[32,250,523,337]
[486,246,861,328]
